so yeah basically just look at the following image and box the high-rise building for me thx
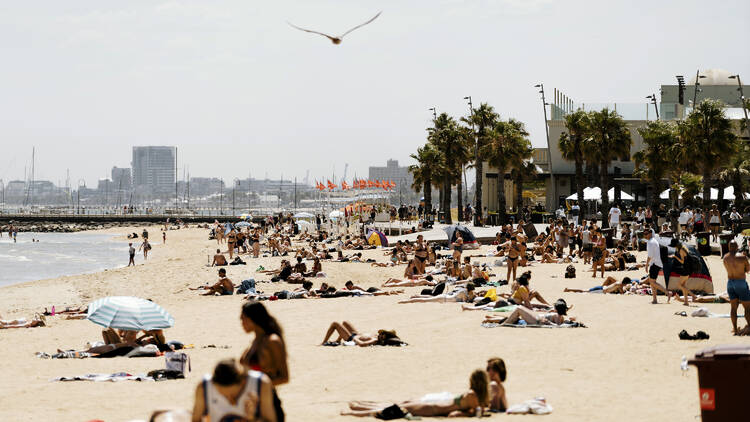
[132,146,176,193]
[368,159,412,190]
[111,167,132,191]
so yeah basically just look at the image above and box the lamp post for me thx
[233,179,240,217]
[463,96,481,225]
[729,74,749,138]
[429,107,436,120]
[534,83,554,210]
[646,94,659,120]
[220,178,224,216]
[693,70,706,109]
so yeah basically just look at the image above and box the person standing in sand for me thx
[162,231,166,244]
[128,243,136,267]
[645,229,669,304]
[452,231,464,262]
[722,240,750,335]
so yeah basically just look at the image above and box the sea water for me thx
[0,232,127,287]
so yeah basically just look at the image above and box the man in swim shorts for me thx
[723,240,750,335]
[202,268,234,296]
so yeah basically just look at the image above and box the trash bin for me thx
[719,233,734,256]
[602,228,614,248]
[688,344,750,422]
[696,232,711,256]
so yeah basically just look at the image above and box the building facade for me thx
[111,167,132,191]
[132,146,176,193]
[368,159,413,192]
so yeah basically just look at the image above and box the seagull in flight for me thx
[287,11,382,45]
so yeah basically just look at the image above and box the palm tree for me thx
[454,126,474,222]
[462,103,500,224]
[634,120,677,209]
[481,118,528,225]
[428,113,465,224]
[511,156,537,221]
[584,108,631,228]
[678,99,738,209]
[409,143,443,219]
[717,143,750,209]
[558,109,590,211]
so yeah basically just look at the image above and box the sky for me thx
[0,0,748,188]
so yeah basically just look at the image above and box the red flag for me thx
[389,180,396,189]
[342,181,349,190]
[367,180,375,188]
[359,180,366,189]
[327,180,336,190]
[382,180,389,190]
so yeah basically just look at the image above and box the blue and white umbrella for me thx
[86,296,175,331]
[235,221,252,228]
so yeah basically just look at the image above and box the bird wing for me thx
[287,22,337,41]
[339,11,382,38]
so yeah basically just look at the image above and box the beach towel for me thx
[36,351,92,359]
[481,322,585,328]
[490,305,517,313]
[51,372,155,382]
[506,398,553,415]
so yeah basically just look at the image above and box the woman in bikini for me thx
[251,229,261,258]
[239,301,288,420]
[343,369,489,417]
[485,300,574,326]
[452,231,464,262]
[670,240,696,306]
[501,236,523,282]
[320,321,379,346]
[591,231,607,278]
[226,229,237,259]
[414,234,428,274]
[501,272,550,308]
[487,357,508,413]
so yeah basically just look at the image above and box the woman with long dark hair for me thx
[240,301,288,421]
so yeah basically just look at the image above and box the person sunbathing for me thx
[564,276,632,294]
[398,283,476,304]
[321,321,379,346]
[0,315,46,329]
[484,300,574,326]
[383,275,436,287]
[304,257,322,277]
[342,369,489,417]
[487,357,508,413]
[344,281,402,296]
[211,249,228,266]
[500,272,550,308]
[194,269,234,295]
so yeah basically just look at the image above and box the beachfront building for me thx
[132,146,176,194]
[481,68,748,214]
[111,167,132,191]
[369,160,413,192]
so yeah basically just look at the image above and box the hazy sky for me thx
[1,0,748,188]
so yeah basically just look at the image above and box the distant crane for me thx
[341,163,349,185]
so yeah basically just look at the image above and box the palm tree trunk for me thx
[600,161,609,228]
[733,172,743,210]
[717,182,725,211]
[652,180,661,211]
[703,171,711,210]
[575,159,584,218]
[497,171,507,225]
[437,184,444,221]
[475,156,483,225]
[457,176,464,222]
[424,180,432,219]
[444,176,452,224]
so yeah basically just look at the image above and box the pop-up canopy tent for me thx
[661,244,714,294]
[566,187,634,201]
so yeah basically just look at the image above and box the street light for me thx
[429,107,437,120]
[646,94,659,120]
[729,74,749,138]
[534,83,554,210]
[464,96,482,225]
[693,70,707,108]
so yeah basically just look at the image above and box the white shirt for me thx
[647,236,663,268]
[678,211,690,225]
[556,208,565,218]
[635,211,644,222]
[608,207,621,223]
[204,371,263,422]
[731,211,741,220]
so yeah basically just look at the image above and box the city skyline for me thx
[0,1,748,187]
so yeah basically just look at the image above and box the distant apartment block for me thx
[111,167,132,191]
[132,146,175,193]
[368,159,412,190]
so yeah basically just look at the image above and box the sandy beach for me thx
[0,226,739,421]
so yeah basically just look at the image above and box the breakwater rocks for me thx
[1,222,166,233]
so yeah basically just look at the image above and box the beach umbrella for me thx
[224,223,235,235]
[86,296,174,331]
[366,229,388,247]
[294,211,314,218]
[583,187,601,201]
[239,214,252,220]
[443,224,477,244]
[329,210,343,219]
[235,221,251,228]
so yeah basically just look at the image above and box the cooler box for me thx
[688,344,750,421]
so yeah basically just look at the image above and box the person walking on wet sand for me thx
[723,240,750,335]
[128,243,136,266]
[138,238,151,260]
[162,231,166,244]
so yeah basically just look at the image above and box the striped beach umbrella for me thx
[86,296,175,331]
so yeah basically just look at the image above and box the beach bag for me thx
[237,278,256,295]
[165,352,191,376]
[376,404,408,420]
